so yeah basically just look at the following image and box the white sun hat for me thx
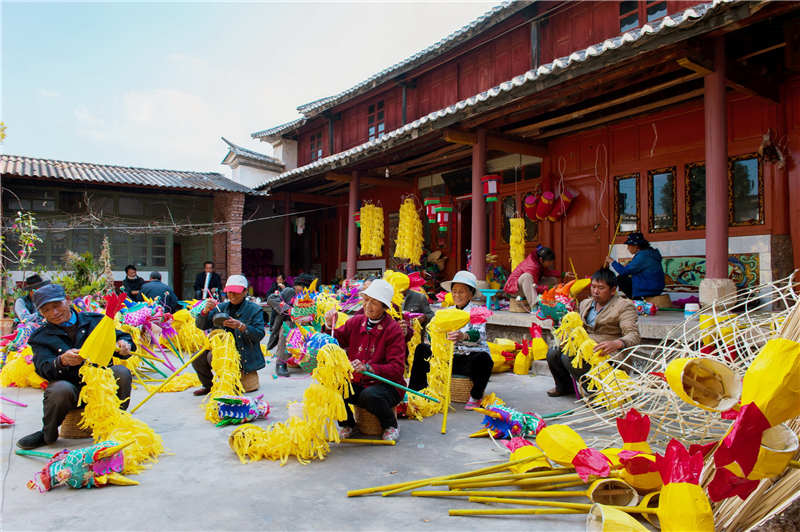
[361,278,395,308]
[441,270,478,293]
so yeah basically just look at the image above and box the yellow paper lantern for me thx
[657,483,714,532]
[509,446,550,473]
[586,504,649,532]
[536,424,587,466]
[741,337,800,425]
[724,422,799,480]
[665,358,742,412]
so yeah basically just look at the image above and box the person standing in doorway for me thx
[194,261,222,299]
[122,265,145,302]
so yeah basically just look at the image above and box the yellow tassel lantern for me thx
[360,203,384,257]
[394,197,423,265]
[509,218,526,272]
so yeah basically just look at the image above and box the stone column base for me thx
[699,277,737,307]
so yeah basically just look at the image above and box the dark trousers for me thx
[617,275,633,299]
[409,344,493,400]
[340,382,402,430]
[43,365,132,443]
[192,350,215,389]
[546,345,591,395]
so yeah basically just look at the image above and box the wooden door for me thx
[560,175,609,279]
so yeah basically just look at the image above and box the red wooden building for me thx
[247,0,800,303]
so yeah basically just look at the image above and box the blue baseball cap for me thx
[32,284,66,310]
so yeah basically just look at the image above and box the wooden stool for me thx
[60,409,92,439]
[241,371,259,393]
[645,294,673,309]
[354,406,382,435]
[450,375,473,403]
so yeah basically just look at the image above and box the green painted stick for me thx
[15,449,54,458]
[140,357,169,378]
[360,370,439,403]
[130,348,207,413]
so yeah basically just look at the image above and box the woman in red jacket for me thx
[504,245,570,310]
[324,279,405,442]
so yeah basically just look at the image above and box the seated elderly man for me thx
[324,279,405,442]
[546,268,640,397]
[409,270,493,410]
[17,284,135,450]
[193,275,266,395]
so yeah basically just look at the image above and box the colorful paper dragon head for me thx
[214,394,270,427]
[72,295,102,314]
[291,291,317,326]
[476,405,545,439]
[81,293,127,366]
[26,440,136,492]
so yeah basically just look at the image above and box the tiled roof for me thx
[1,154,252,193]
[258,0,734,191]
[250,2,526,140]
[221,137,284,168]
[251,117,306,140]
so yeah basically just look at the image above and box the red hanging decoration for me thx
[353,211,361,228]
[547,188,580,221]
[481,174,500,203]
[523,193,539,221]
[535,191,554,220]
[424,197,441,224]
[434,201,453,233]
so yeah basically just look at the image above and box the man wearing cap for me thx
[323,279,405,442]
[192,275,265,396]
[14,274,50,322]
[141,272,181,313]
[16,284,135,450]
[605,232,665,300]
[409,271,493,410]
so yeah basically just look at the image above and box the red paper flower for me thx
[504,437,533,452]
[572,448,612,481]
[655,439,704,485]
[713,402,771,477]
[616,408,650,443]
[707,467,760,502]
[102,293,128,319]
[619,451,658,475]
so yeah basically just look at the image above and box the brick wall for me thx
[213,192,245,280]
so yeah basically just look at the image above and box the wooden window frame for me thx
[614,172,640,235]
[619,1,667,33]
[647,166,677,233]
[685,161,706,230]
[728,153,764,227]
[309,131,323,162]
[367,100,385,141]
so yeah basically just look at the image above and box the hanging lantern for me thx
[536,191,554,220]
[524,193,540,221]
[547,188,580,222]
[434,201,453,232]
[424,197,441,223]
[353,211,361,228]
[481,174,500,203]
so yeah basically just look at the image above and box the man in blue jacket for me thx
[606,232,665,299]
[192,275,265,396]
[17,284,135,449]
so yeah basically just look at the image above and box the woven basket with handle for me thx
[241,371,260,393]
[354,406,383,435]
[60,408,92,439]
[450,375,473,403]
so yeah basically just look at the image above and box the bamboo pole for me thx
[441,344,455,434]
[360,370,439,403]
[130,349,207,413]
[468,496,658,514]
[449,508,584,516]
[340,438,395,446]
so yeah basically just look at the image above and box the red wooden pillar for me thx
[283,195,291,276]
[346,171,360,280]
[701,37,736,302]
[471,129,487,278]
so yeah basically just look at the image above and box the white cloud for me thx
[74,105,109,141]
[37,88,60,98]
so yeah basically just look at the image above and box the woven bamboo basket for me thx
[450,375,473,403]
[354,406,383,435]
[60,409,92,439]
[241,371,259,393]
[644,294,672,309]
[509,298,530,313]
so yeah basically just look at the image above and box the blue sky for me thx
[2,1,495,175]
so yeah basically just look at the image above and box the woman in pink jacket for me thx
[504,245,570,310]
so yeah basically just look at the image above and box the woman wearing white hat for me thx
[324,279,406,442]
[409,270,493,410]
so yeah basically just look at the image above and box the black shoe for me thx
[276,363,289,378]
[193,387,211,396]
[17,430,47,450]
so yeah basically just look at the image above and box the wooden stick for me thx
[449,508,584,516]
[569,257,578,279]
[340,438,396,446]
[441,344,455,434]
[468,496,658,514]
[606,214,623,264]
[360,370,439,403]
[130,349,207,413]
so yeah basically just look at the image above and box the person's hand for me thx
[351,359,366,373]
[604,256,614,267]
[594,340,624,355]
[324,309,338,329]
[60,348,84,367]
[223,318,246,332]
[203,299,217,313]
[116,340,132,357]
[399,320,408,336]
[563,271,576,280]
[447,331,465,342]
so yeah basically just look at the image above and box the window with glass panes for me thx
[614,173,640,233]
[648,167,676,232]
[309,131,323,162]
[619,1,667,33]
[368,100,385,141]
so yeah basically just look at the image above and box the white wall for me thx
[8,270,170,285]
[272,139,298,171]
[231,164,281,190]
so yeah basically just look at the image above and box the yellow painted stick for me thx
[347,454,541,497]
[789,460,800,468]
[449,508,584,516]
[438,468,576,487]
[130,349,207,413]
[468,496,658,514]
[606,214,623,265]
[340,438,396,446]
[569,257,578,278]
[413,482,587,498]
[441,345,455,434]
[382,479,435,497]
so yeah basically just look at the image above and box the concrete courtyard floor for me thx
[1,363,583,531]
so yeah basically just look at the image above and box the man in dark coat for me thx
[141,272,181,313]
[192,275,265,395]
[14,273,49,322]
[193,261,223,299]
[17,284,135,450]
[122,264,145,302]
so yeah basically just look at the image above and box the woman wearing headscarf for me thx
[605,232,665,300]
